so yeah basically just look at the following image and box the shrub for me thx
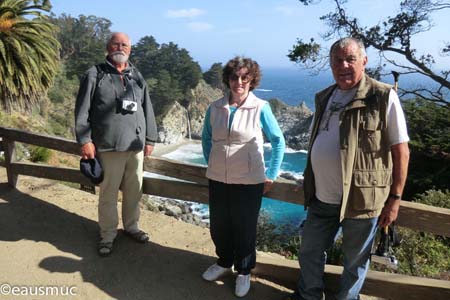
[29,146,52,163]
[256,210,301,258]
[393,190,450,278]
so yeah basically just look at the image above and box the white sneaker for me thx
[202,263,231,281]
[235,274,251,297]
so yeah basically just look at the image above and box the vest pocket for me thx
[351,169,392,211]
[360,114,382,152]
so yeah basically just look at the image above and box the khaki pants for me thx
[97,151,144,243]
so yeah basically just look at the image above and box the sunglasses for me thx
[229,73,252,83]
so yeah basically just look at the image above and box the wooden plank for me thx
[144,156,208,185]
[144,156,304,204]
[0,127,79,155]
[10,162,93,186]
[397,200,450,237]
[254,256,450,300]
[3,138,18,187]
[265,178,304,205]
[143,177,209,204]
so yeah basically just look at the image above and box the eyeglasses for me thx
[331,56,359,66]
[229,73,252,83]
[110,42,130,49]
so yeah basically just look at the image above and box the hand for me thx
[263,179,274,195]
[81,142,96,159]
[378,197,401,227]
[144,144,154,156]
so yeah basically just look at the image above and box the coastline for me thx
[151,138,200,157]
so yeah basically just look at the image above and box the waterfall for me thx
[186,109,192,140]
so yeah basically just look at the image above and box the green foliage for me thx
[288,38,321,65]
[393,190,450,278]
[49,13,112,79]
[47,65,79,104]
[203,63,224,91]
[130,35,160,78]
[402,99,450,198]
[45,64,78,138]
[403,99,450,154]
[131,37,202,93]
[29,146,52,163]
[151,69,184,117]
[0,0,60,112]
[413,189,450,209]
[131,36,202,116]
[256,211,301,259]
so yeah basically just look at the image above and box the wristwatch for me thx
[389,193,402,200]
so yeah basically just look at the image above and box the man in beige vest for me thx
[286,37,410,300]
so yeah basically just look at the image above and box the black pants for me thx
[208,179,264,275]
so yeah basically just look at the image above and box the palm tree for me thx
[0,0,59,112]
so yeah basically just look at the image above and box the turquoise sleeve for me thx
[261,103,285,180]
[201,106,212,163]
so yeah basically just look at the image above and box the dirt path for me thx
[0,167,291,300]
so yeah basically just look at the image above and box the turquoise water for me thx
[164,144,308,226]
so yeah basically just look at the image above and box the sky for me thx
[50,0,450,71]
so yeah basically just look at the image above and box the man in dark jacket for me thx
[75,32,158,257]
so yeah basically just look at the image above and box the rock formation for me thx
[268,99,313,150]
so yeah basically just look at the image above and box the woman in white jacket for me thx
[201,56,285,297]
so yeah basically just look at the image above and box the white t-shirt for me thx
[310,88,409,204]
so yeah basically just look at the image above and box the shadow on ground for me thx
[0,182,286,300]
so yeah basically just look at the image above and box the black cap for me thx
[80,157,104,184]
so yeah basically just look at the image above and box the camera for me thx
[121,99,137,112]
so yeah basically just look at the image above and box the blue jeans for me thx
[296,199,378,300]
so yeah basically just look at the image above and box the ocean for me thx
[253,68,334,108]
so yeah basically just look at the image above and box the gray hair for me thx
[107,32,131,48]
[329,37,366,63]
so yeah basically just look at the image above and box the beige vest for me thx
[206,92,267,184]
[304,75,393,220]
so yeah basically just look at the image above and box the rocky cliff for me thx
[269,99,313,150]
[156,79,222,144]
[187,80,223,139]
[157,101,189,144]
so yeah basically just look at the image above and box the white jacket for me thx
[206,92,267,184]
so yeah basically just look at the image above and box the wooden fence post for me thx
[2,138,18,188]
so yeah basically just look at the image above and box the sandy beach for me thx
[151,139,200,157]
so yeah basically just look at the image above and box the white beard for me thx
[110,52,129,64]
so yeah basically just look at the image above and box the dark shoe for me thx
[97,241,113,257]
[124,229,150,243]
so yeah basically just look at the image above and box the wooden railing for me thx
[1,126,449,299]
